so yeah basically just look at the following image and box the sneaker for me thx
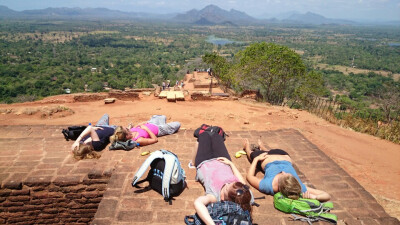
[188,161,196,169]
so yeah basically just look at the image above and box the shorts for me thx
[250,149,289,171]
[92,141,107,151]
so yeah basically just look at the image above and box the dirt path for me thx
[1,94,399,219]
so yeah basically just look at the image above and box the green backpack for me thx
[274,192,337,224]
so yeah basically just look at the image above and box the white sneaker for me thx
[188,161,195,169]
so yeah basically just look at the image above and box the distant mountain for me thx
[282,12,354,25]
[0,5,372,25]
[272,11,301,20]
[173,4,257,25]
[0,5,20,17]
[0,5,176,20]
[194,17,216,26]
[21,7,130,18]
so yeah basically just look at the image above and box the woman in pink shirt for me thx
[191,130,252,225]
[110,115,180,146]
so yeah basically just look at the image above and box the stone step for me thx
[158,91,168,98]
[167,91,176,102]
[175,91,185,101]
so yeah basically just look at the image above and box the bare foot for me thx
[242,139,253,161]
[258,138,267,151]
[242,139,250,153]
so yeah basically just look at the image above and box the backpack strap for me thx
[290,213,338,225]
[132,150,164,187]
[184,215,196,225]
[290,214,315,225]
[296,204,323,214]
[322,202,334,211]
[62,129,70,141]
[317,212,338,224]
[161,152,177,201]
[246,189,257,206]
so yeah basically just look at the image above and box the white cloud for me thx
[155,1,166,6]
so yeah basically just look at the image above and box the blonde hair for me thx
[278,174,302,200]
[110,126,128,143]
[72,144,100,160]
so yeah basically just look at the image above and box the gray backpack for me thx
[132,150,186,203]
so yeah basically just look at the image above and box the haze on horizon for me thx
[0,0,399,22]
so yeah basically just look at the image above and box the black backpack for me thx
[62,126,87,141]
[193,124,228,141]
[185,201,252,225]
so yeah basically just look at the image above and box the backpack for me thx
[132,150,186,203]
[274,192,337,225]
[193,124,228,141]
[184,201,252,225]
[62,126,87,141]
[109,140,139,151]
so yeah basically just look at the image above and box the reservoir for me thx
[388,42,400,47]
[206,35,236,45]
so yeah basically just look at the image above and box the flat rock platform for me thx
[0,125,398,225]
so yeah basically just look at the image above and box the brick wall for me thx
[0,174,110,224]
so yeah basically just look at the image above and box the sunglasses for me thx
[236,184,250,196]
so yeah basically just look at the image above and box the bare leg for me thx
[242,139,252,161]
[258,138,268,151]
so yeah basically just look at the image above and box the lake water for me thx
[388,42,400,47]
[206,35,236,45]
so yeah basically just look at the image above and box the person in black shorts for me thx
[71,114,116,160]
[244,139,331,201]
[246,141,289,172]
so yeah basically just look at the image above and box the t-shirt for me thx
[196,159,239,201]
[130,123,159,141]
[259,160,307,195]
[83,126,115,151]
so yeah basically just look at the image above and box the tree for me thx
[375,82,400,123]
[202,52,232,89]
[233,42,306,104]
[90,81,105,92]
[291,70,325,107]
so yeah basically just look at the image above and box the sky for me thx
[0,0,399,21]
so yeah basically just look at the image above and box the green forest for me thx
[1,20,399,125]
[0,21,215,103]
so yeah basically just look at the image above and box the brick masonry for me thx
[0,125,399,225]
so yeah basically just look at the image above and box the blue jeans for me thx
[147,115,181,136]
[96,114,117,129]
